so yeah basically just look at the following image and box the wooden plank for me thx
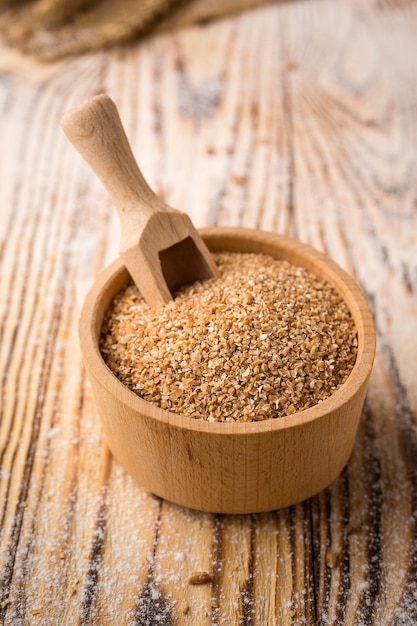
[279,1,417,623]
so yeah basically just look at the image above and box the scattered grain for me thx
[100,252,358,422]
[188,570,212,585]
[325,549,339,568]
[29,608,41,615]
[181,602,190,614]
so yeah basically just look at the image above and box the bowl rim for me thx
[79,227,376,436]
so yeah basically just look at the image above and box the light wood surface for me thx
[61,94,218,308]
[0,0,416,623]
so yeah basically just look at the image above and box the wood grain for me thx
[1,0,417,623]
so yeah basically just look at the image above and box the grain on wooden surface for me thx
[100,252,358,421]
[1,0,417,623]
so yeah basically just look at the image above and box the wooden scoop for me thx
[61,94,219,307]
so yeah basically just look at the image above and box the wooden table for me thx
[1,1,416,623]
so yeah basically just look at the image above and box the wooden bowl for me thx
[79,227,375,514]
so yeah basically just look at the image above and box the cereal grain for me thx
[100,253,358,422]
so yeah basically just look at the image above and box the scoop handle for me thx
[60,94,167,226]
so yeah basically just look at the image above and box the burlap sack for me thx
[0,0,271,61]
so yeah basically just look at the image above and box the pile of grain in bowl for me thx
[100,252,358,422]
